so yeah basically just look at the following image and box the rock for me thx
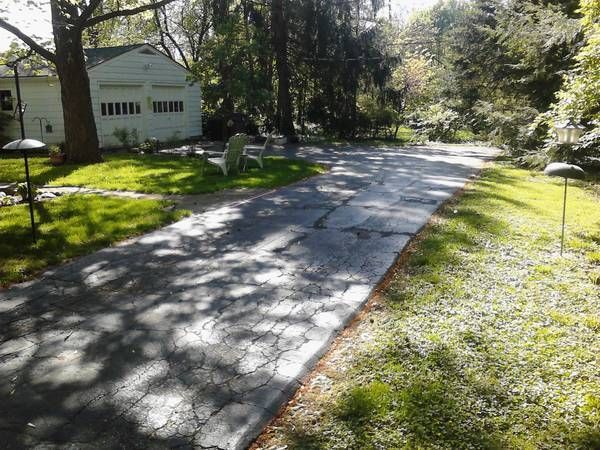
[37,192,57,200]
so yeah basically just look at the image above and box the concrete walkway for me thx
[0,144,497,449]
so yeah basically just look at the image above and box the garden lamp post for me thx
[544,119,586,256]
[2,64,46,243]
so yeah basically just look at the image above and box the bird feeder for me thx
[543,162,585,256]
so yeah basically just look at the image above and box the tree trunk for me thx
[52,5,102,163]
[271,0,295,136]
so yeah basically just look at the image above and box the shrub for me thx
[112,127,139,148]
[0,112,12,147]
[16,182,37,201]
[48,144,63,156]
[418,103,462,142]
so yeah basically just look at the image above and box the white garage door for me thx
[150,85,186,141]
[99,85,144,147]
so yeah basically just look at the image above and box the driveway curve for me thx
[0,144,497,449]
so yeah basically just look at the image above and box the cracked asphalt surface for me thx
[0,144,497,449]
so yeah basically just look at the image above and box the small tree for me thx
[0,0,176,163]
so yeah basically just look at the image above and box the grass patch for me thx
[0,195,188,286]
[0,153,327,194]
[259,164,600,450]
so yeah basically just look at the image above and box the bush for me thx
[473,99,542,151]
[16,182,37,201]
[418,103,462,142]
[112,127,139,148]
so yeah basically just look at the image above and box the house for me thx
[0,44,202,148]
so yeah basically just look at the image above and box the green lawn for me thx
[0,153,327,194]
[0,195,188,287]
[260,164,600,449]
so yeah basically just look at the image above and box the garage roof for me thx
[0,44,167,78]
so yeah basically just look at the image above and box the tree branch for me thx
[77,0,103,27]
[85,0,177,28]
[0,18,56,62]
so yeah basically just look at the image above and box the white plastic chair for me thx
[207,134,247,176]
[243,133,273,170]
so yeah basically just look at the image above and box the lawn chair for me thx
[206,134,247,176]
[243,132,273,170]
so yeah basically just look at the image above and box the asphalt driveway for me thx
[0,144,497,449]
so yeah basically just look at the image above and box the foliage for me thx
[552,0,600,123]
[0,195,188,287]
[0,153,327,195]
[16,182,37,201]
[417,103,462,142]
[473,99,541,149]
[47,145,63,156]
[112,127,139,148]
[261,164,600,449]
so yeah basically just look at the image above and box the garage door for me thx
[150,85,186,141]
[98,85,144,147]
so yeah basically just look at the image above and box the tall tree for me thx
[271,0,294,136]
[0,0,176,163]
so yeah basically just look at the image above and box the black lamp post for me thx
[2,64,46,243]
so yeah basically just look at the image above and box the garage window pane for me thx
[101,103,107,116]
[179,101,184,112]
[0,90,13,111]
[115,102,121,115]
[157,102,163,113]
[135,102,141,114]
[174,101,179,112]
[122,102,128,115]
[163,101,168,112]
[168,101,174,112]
[108,103,114,116]
[152,102,157,113]
[129,102,135,114]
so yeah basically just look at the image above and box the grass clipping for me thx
[257,164,600,450]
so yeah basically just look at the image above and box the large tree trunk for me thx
[271,0,295,136]
[52,4,102,163]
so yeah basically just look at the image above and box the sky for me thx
[0,0,440,52]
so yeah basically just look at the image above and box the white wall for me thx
[1,45,202,148]
[0,76,65,145]
[89,46,202,146]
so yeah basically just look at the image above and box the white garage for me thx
[0,44,202,147]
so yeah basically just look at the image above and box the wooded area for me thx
[1,0,599,165]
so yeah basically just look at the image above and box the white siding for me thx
[0,76,65,145]
[0,45,202,149]
[89,45,203,146]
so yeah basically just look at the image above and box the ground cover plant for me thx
[0,195,188,286]
[0,154,327,194]
[257,164,600,449]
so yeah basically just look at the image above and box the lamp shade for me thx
[555,120,585,145]
[2,139,47,151]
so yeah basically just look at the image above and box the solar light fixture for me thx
[555,119,585,145]
[544,163,585,256]
[2,139,46,243]
[2,63,46,243]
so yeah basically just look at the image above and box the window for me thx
[151,99,184,114]
[0,90,12,111]
[101,101,141,117]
